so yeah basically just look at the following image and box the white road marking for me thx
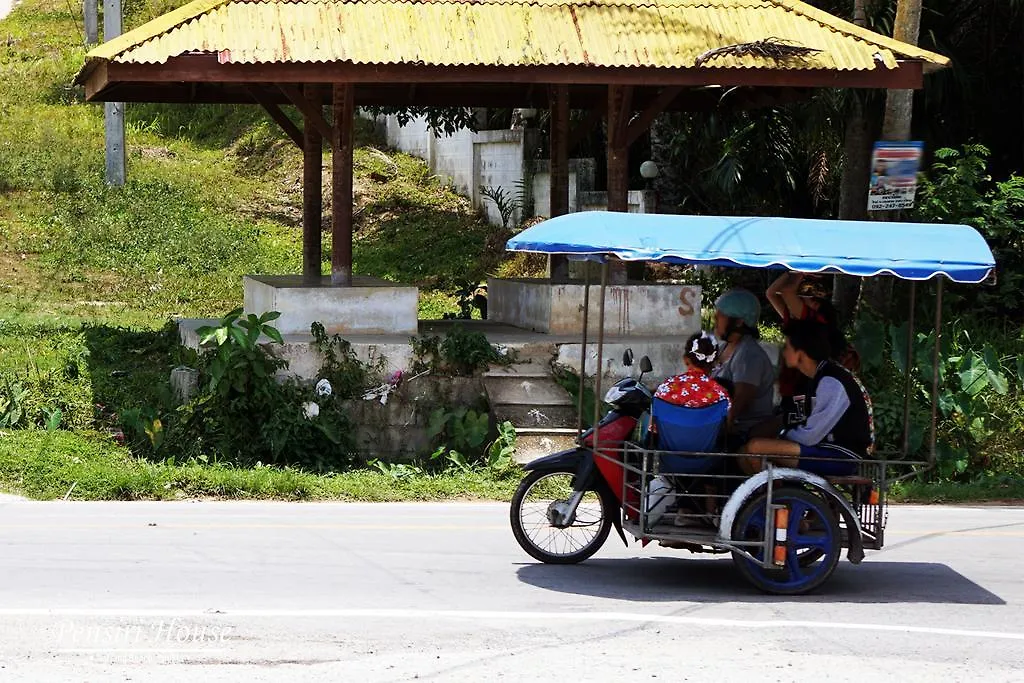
[1,608,1022,642]
[58,648,227,654]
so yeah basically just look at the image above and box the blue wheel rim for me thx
[737,493,837,592]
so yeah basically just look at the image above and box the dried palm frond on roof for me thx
[695,38,823,68]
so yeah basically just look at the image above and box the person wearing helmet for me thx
[710,288,776,447]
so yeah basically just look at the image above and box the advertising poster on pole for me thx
[867,141,924,211]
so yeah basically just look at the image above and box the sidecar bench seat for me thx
[651,398,729,475]
[826,475,873,487]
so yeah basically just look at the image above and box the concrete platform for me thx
[488,277,702,337]
[244,275,418,337]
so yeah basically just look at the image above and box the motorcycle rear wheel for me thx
[510,469,612,564]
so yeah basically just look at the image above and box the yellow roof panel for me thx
[87,0,949,72]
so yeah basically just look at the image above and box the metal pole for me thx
[84,0,99,44]
[928,278,944,465]
[103,0,125,187]
[901,281,916,458]
[577,263,591,438]
[592,262,609,453]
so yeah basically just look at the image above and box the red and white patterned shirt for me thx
[655,367,731,409]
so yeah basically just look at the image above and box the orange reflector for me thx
[773,507,789,566]
[869,489,879,505]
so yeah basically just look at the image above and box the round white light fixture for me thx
[640,160,660,179]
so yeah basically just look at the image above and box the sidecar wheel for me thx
[731,486,842,595]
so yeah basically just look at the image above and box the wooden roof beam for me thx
[94,57,926,92]
[279,84,337,150]
[626,86,683,146]
[247,86,303,149]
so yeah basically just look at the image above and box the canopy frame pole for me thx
[928,277,944,465]
[577,261,591,439]
[592,261,609,453]
[901,281,916,459]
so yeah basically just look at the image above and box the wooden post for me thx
[548,84,570,282]
[303,84,323,281]
[606,85,630,213]
[331,83,354,286]
[606,85,632,282]
[84,0,98,44]
[103,0,125,187]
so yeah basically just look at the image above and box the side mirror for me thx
[622,349,634,367]
[640,356,653,374]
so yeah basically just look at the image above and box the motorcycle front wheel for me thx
[510,468,612,564]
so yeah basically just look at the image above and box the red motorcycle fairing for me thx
[583,413,638,509]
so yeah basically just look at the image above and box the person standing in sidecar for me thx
[740,320,874,476]
[709,288,776,450]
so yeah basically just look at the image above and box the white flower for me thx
[315,379,333,397]
[302,401,320,419]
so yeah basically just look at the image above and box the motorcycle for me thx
[508,349,654,564]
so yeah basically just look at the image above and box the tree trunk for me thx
[832,0,871,325]
[862,0,923,318]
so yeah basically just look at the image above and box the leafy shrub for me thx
[426,409,519,476]
[165,310,356,471]
[854,313,1022,480]
[311,322,385,399]
[411,325,505,376]
[913,145,1024,319]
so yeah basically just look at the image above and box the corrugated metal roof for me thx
[87,0,949,72]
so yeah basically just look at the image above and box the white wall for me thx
[379,114,654,226]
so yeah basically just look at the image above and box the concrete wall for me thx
[380,114,533,226]
[474,130,528,226]
[243,275,418,336]
[378,114,656,226]
[554,339,783,385]
[488,278,703,337]
[578,190,654,214]
[343,377,487,462]
[531,158,596,217]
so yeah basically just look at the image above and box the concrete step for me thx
[491,403,579,429]
[482,375,574,407]
[501,342,557,367]
[483,364,551,379]
[513,428,579,464]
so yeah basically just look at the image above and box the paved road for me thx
[0,499,1022,681]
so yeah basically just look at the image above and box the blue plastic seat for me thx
[651,397,729,474]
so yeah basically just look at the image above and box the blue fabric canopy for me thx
[506,212,996,283]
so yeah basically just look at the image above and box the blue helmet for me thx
[714,288,760,329]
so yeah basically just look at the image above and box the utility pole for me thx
[103,0,126,186]
[84,0,98,45]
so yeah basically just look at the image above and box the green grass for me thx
[890,477,1024,504]
[0,430,521,501]
[1,0,508,331]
